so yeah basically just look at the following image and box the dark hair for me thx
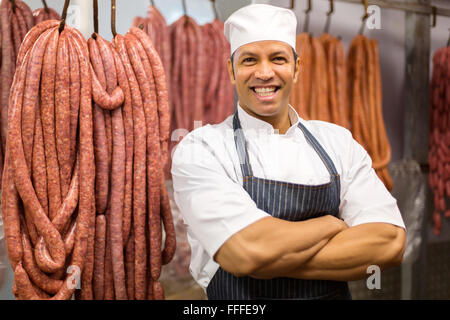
[230,47,298,78]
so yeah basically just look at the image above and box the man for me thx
[171,4,406,300]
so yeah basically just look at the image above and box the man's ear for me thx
[227,59,236,85]
[293,57,300,83]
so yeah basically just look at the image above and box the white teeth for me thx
[254,87,276,96]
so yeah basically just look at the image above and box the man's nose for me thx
[254,62,275,80]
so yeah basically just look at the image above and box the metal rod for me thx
[182,0,187,16]
[324,0,334,33]
[150,0,154,6]
[361,0,369,20]
[304,0,312,14]
[291,0,295,10]
[327,0,334,16]
[211,0,218,20]
[42,0,50,13]
[334,0,450,18]
[111,0,117,37]
[303,0,312,33]
[59,0,71,33]
[430,6,437,27]
[93,0,98,35]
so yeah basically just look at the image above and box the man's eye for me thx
[242,57,255,63]
[273,57,287,62]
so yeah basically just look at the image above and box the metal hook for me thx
[291,0,295,10]
[210,0,218,20]
[324,0,334,34]
[361,0,369,21]
[303,0,312,33]
[59,0,71,33]
[358,0,369,35]
[182,0,187,16]
[93,0,98,37]
[430,6,437,28]
[150,0,155,6]
[42,0,50,13]
[111,0,117,37]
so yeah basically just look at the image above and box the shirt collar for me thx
[236,103,301,135]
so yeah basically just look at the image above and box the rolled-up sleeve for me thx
[339,134,405,229]
[171,129,270,259]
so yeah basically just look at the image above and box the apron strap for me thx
[233,111,340,179]
[296,121,339,177]
[233,112,253,177]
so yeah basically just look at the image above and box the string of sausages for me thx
[0,0,59,187]
[291,33,393,190]
[1,17,176,299]
[0,0,34,184]
[133,6,234,163]
[429,46,450,236]
[347,35,392,190]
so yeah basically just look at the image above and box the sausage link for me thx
[41,28,62,221]
[15,5,29,46]
[61,29,95,300]
[93,214,106,300]
[129,27,170,166]
[63,219,77,256]
[68,37,80,173]
[112,48,133,245]
[115,34,147,300]
[11,11,22,64]
[16,20,59,76]
[91,67,125,110]
[88,38,109,214]
[125,228,135,300]
[1,0,15,152]
[152,280,165,300]
[103,208,115,300]
[99,33,128,300]
[8,37,66,274]
[1,147,23,269]
[55,29,72,197]
[125,34,162,281]
[21,228,63,294]
[15,0,34,30]
[161,176,176,265]
[109,107,127,299]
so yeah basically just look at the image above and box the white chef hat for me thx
[224,4,297,55]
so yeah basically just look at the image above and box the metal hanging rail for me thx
[334,0,450,18]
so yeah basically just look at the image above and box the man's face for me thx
[227,40,300,118]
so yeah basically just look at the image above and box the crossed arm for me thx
[214,215,406,281]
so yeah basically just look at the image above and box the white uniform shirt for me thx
[171,104,405,290]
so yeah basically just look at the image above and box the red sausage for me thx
[93,214,106,300]
[115,34,147,300]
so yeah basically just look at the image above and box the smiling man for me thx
[171,4,406,300]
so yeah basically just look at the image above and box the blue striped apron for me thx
[206,112,351,300]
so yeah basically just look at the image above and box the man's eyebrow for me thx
[237,51,257,58]
[270,50,290,57]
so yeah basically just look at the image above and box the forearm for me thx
[282,223,406,281]
[215,215,347,276]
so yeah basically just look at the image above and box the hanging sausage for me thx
[1,0,176,300]
[0,0,34,182]
[429,45,450,235]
